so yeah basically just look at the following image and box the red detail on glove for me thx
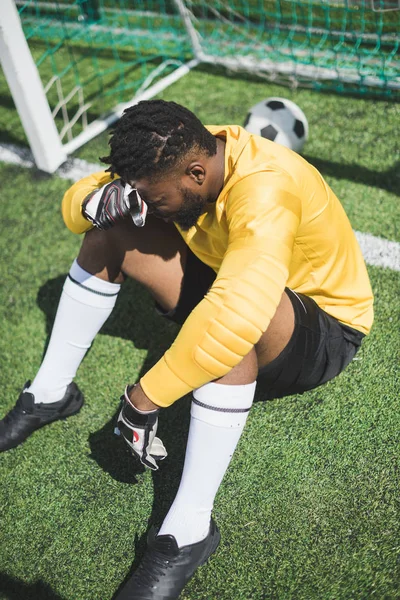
[133,430,140,443]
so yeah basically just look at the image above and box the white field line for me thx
[1,142,399,272]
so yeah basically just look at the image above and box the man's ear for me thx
[186,162,206,185]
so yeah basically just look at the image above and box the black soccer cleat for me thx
[115,518,221,600]
[0,381,84,452]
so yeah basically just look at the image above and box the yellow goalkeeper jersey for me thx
[62,125,373,406]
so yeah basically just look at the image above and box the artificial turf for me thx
[0,66,399,599]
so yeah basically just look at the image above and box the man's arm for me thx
[140,173,302,407]
[62,172,147,233]
[61,170,115,233]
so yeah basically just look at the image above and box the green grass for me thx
[0,67,399,600]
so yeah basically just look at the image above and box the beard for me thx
[173,188,208,230]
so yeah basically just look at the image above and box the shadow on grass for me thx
[37,273,179,375]
[109,395,192,598]
[36,273,201,593]
[0,573,64,600]
[303,155,400,195]
[37,273,190,490]
[37,272,194,596]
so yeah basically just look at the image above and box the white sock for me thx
[158,380,256,548]
[28,259,121,404]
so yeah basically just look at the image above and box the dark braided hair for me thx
[101,100,217,182]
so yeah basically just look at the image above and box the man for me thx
[0,100,373,599]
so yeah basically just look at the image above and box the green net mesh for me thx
[16,0,192,141]
[179,0,399,96]
[16,0,399,142]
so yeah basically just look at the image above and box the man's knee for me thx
[214,348,258,386]
[255,290,295,368]
[76,217,186,309]
[77,224,127,284]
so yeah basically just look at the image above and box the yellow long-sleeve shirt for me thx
[62,125,373,406]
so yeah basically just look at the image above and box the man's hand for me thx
[115,385,167,471]
[82,180,147,230]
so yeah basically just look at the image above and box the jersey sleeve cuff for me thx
[140,358,195,407]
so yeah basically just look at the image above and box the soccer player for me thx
[0,100,373,599]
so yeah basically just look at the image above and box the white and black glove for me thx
[82,180,148,229]
[115,385,167,471]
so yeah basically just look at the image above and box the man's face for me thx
[131,175,212,231]
[170,186,208,230]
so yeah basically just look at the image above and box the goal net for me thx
[1,0,399,172]
[176,0,400,94]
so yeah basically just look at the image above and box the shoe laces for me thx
[3,395,30,426]
[133,548,174,587]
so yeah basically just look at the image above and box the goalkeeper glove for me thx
[82,180,148,229]
[115,385,167,471]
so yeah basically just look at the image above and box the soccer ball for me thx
[243,97,309,153]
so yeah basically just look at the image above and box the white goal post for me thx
[0,0,199,173]
[0,0,66,172]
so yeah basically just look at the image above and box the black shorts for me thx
[157,249,365,399]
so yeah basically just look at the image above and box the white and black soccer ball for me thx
[243,97,309,153]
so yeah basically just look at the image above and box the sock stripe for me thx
[192,397,251,413]
[68,274,120,297]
